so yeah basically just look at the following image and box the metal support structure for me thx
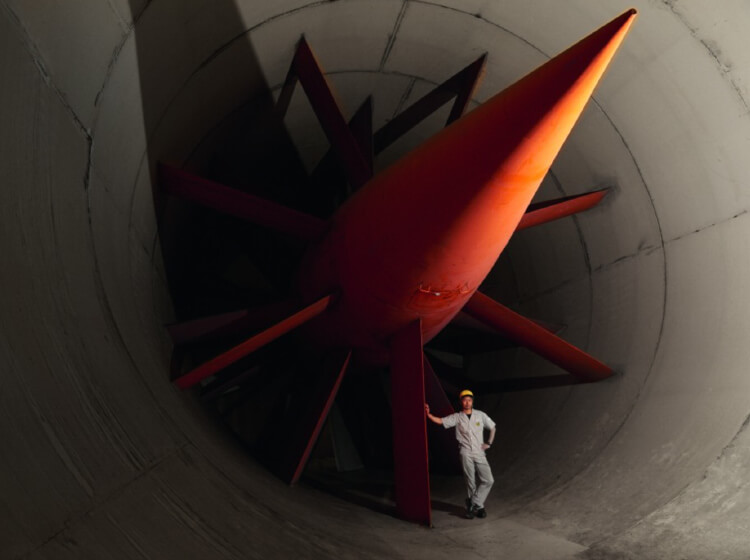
[427,324,517,355]
[349,96,374,173]
[309,96,374,211]
[373,54,486,154]
[427,352,583,393]
[159,163,326,240]
[200,365,263,402]
[175,295,334,389]
[167,300,301,345]
[276,37,372,189]
[167,309,250,345]
[281,350,352,484]
[516,189,609,231]
[463,291,612,381]
[390,320,432,526]
[430,314,562,355]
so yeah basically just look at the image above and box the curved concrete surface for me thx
[3,1,750,558]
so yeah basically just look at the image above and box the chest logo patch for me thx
[476,422,481,426]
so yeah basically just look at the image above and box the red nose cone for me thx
[301,9,637,351]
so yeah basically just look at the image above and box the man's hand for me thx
[481,443,491,451]
[425,404,443,425]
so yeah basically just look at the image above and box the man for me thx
[425,390,496,519]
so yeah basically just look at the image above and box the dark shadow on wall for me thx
[125,0,397,508]
[127,0,313,458]
[127,0,310,319]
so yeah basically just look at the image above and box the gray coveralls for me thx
[442,410,496,509]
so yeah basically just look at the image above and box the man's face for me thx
[461,396,473,411]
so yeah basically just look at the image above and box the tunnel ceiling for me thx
[3,1,750,558]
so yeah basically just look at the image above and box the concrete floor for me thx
[4,0,750,558]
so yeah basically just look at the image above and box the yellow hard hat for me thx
[459,390,474,399]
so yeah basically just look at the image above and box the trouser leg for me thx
[473,459,494,508]
[461,453,477,500]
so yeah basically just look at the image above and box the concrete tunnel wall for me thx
[3,0,750,558]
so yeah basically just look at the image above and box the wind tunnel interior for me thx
[4,1,750,559]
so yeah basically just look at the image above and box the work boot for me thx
[475,507,487,519]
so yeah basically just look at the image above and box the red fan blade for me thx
[463,291,612,382]
[281,350,352,484]
[516,189,608,231]
[374,54,487,153]
[278,37,372,189]
[167,300,300,345]
[159,163,326,240]
[175,295,334,389]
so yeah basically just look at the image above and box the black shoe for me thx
[465,498,475,519]
[475,507,487,519]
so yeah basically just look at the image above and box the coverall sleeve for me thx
[442,413,458,429]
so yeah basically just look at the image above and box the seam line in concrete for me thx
[391,76,417,118]
[0,0,92,141]
[410,0,545,57]
[91,0,153,121]
[104,0,129,32]
[515,242,661,308]
[21,443,190,560]
[379,0,408,71]
[665,209,749,245]
[193,1,329,77]
[102,512,151,559]
[93,29,131,109]
[660,0,750,115]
